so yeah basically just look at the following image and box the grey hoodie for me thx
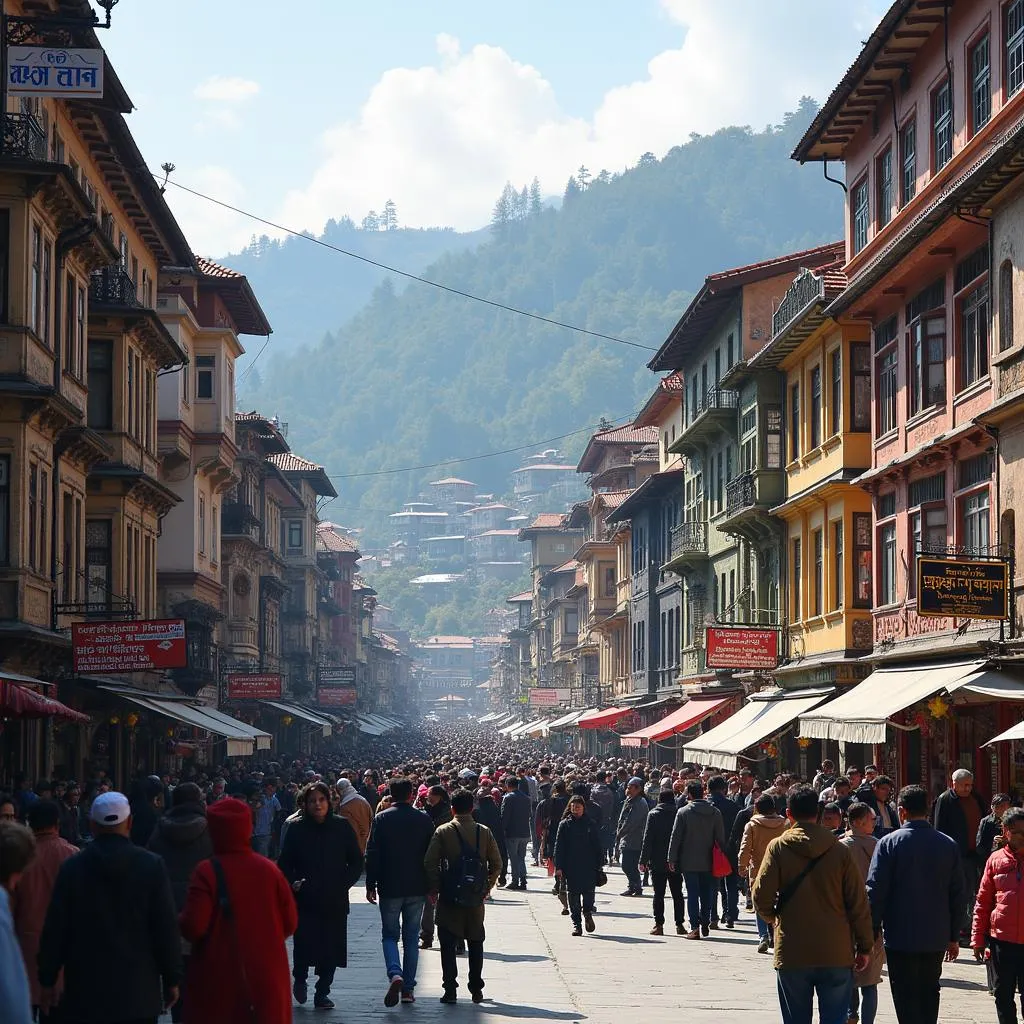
[668,798,725,873]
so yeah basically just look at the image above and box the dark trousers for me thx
[420,897,435,943]
[438,925,483,996]
[884,948,943,1024]
[683,870,713,930]
[603,825,616,861]
[169,953,189,1022]
[991,938,1024,1024]
[294,960,337,998]
[620,848,642,892]
[712,872,740,922]
[567,886,596,927]
[651,869,684,926]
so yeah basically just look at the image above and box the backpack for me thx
[441,824,488,907]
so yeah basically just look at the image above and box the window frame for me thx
[970,31,992,135]
[875,317,899,436]
[907,310,947,417]
[791,537,802,623]
[1007,0,1024,99]
[1000,260,1015,351]
[830,347,842,437]
[789,382,800,461]
[878,518,898,607]
[196,354,216,401]
[853,511,873,609]
[813,527,824,617]
[851,176,870,255]
[931,78,953,172]
[809,364,822,450]
[287,519,303,551]
[876,146,893,229]
[956,275,990,392]
[900,116,917,207]
[832,519,844,610]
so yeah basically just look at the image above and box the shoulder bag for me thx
[771,847,831,918]
[209,858,259,1023]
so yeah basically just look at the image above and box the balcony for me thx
[222,502,261,542]
[663,521,708,573]
[670,387,738,456]
[89,266,142,309]
[720,469,785,542]
[772,267,825,341]
[227,621,258,652]
[1,113,46,163]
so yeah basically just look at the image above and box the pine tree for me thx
[491,183,512,235]
[362,210,380,231]
[529,177,542,215]
[638,151,657,167]
[563,176,580,202]
[577,165,591,190]
[382,199,398,230]
[594,169,611,186]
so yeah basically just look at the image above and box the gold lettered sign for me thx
[917,557,1010,620]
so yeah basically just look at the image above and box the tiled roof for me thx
[592,424,658,446]
[267,453,337,498]
[662,371,684,392]
[374,631,402,653]
[506,590,533,603]
[195,257,273,336]
[633,445,660,463]
[476,529,520,537]
[421,635,474,646]
[524,513,565,530]
[597,490,632,510]
[196,255,244,279]
[315,523,359,554]
[235,410,266,422]
[550,559,579,574]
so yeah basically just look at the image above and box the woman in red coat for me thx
[179,797,297,1024]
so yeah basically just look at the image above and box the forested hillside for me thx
[241,98,843,541]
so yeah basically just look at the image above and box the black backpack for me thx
[442,824,488,907]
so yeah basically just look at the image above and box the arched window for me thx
[1000,259,1014,351]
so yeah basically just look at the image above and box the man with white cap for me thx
[37,791,182,1023]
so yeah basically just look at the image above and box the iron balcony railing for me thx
[2,113,46,162]
[688,386,738,425]
[89,266,142,308]
[772,268,825,339]
[670,520,707,559]
[726,471,757,514]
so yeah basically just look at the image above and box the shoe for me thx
[584,913,595,933]
[440,992,457,1005]
[708,921,719,931]
[501,881,515,889]
[520,882,527,890]
[293,979,308,1005]
[675,923,685,935]
[402,993,416,1004]
[746,899,754,911]
[757,937,770,954]
[385,976,404,1008]
[551,884,560,895]
[619,888,634,896]
[720,914,728,924]
[571,926,582,936]
[701,923,710,937]
[684,929,701,939]
[471,991,484,1004]
[650,924,663,935]
[419,939,432,949]
[314,995,335,1010]
[561,907,570,915]
[725,919,735,929]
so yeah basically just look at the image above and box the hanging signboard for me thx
[226,673,282,700]
[318,666,356,686]
[318,687,357,707]
[8,47,104,98]
[705,626,780,670]
[528,688,571,706]
[72,619,187,673]
[917,556,1010,620]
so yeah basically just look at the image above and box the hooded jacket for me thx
[179,798,297,1024]
[616,793,649,852]
[147,802,214,916]
[752,821,873,971]
[667,799,725,873]
[639,802,677,870]
[972,844,1024,948]
[337,784,373,853]
[738,813,787,881]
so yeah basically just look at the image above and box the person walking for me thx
[932,768,987,937]
[668,779,725,940]
[977,794,1012,861]
[738,793,788,954]
[841,802,884,1024]
[472,786,507,891]
[365,777,435,1007]
[37,791,182,1023]
[553,795,603,936]
[639,789,684,935]
[57,785,82,847]
[615,776,648,896]
[857,775,899,838]
[11,801,78,1023]
[129,776,165,847]
[972,806,1024,1024]
[751,785,873,1024]
[591,771,617,862]
[249,779,280,858]
[708,774,740,928]
[419,784,452,948]
[424,788,502,1005]
[277,781,364,1011]
[0,821,36,1024]
[500,776,532,890]
[867,784,967,1024]
[178,796,297,1024]
[337,777,373,854]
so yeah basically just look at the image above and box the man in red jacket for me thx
[972,806,1024,1024]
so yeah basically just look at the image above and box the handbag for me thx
[712,842,732,879]
[209,858,259,1024]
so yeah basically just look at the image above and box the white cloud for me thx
[193,75,260,103]
[164,164,254,258]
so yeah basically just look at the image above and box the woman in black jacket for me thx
[553,796,604,936]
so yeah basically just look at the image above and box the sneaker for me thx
[584,913,595,933]
[757,937,770,954]
[419,939,432,949]
[471,991,484,1004]
[440,992,457,1005]
[293,979,308,1005]
[314,994,335,1010]
[401,993,416,1004]
[650,924,664,935]
[746,899,754,911]
[385,976,404,1007]
[571,926,583,936]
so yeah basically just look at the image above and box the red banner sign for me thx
[705,627,780,669]
[226,674,282,700]
[318,687,357,707]
[72,619,187,673]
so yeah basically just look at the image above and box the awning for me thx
[548,709,590,729]
[193,706,273,751]
[261,701,332,737]
[497,719,524,735]
[478,711,502,723]
[526,719,551,738]
[798,659,1013,744]
[485,712,516,728]
[684,689,833,770]
[577,706,630,730]
[357,716,386,736]
[620,696,730,748]
[0,679,89,723]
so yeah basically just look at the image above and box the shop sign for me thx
[705,626,780,669]
[318,686,357,707]
[72,619,187,673]
[226,673,282,700]
[318,666,356,686]
[528,688,570,707]
[8,47,103,97]
[917,557,1010,620]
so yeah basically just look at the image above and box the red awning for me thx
[0,680,90,723]
[620,696,731,748]
[577,706,631,730]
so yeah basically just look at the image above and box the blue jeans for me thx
[379,896,425,991]
[251,834,271,857]
[756,913,772,940]
[620,848,642,893]
[849,983,878,1024]
[777,966,854,1024]
[683,871,713,930]
[507,837,528,884]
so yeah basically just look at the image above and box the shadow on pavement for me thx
[479,1003,584,1019]
[592,911,649,919]
[484,952,549,963]
[584,934,658,944]
[940,977,989,992]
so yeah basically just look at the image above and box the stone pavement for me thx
[164,863,994,1023]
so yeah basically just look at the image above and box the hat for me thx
[627,776,644,788]
[91,791,131,826]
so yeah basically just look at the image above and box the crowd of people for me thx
[0,724,1018,1024]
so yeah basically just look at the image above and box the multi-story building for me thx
[314,521,360,671]
[427,476,477,511]
[512,449,583,506]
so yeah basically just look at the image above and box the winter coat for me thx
[277,813,364,970]
[0,888,31,1024]
[972,844,1024,949]
[10,831,78,1004]
[590,783,615,827]
[57,801,82,847]
[472,798,506,861]
[178,797,296,1024]
[365,803,434,898]
[667,799,725,873]
[729,803,756,860]
[553,813,604,891]
[751,821,873,971]
[932,786,987,858]
[338,792,373,853]
[855,790,899,837]
[543,796,569,858]
[129,799,161,848]
[37,832,181,1023]
[866,819,966,953]
[709,793,740,867]
[500,787,532,840]
[841,831,885,987]
[977,813,1004,860]
[424,814,502,942]
[616,794,648,852]
[638,803,677,871]
[738,814,787,882]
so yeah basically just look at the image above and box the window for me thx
[901,118,917,206]
[830,348,842,436]
[910,506,947,596]
[28,462,38,571]
[727,333,734,369]
[564,608,578,635]
[851,343,871,432]
[961,489,991,554]
[603,566,615,598]
[181,348,190,404]
[958,281,989,389]
[0,457,9,566]
[1008,0,1024,98]
[853,512,872,608]
[1001,260,1015,351]
[909,471,946,508]
[971,33,992,134]
[877,147,893,228]
[932,79,952,171]
[852,177,869,254]
[61,493,73,603]
[40,469,47,576]
[85,520,112,609]
[833,520,844,609]
[287,520,303,550]
[198,495,206,555]
[75,286,85,378]
[960,451,994,490]
[879,522,897,606]
[810,365,822,449]
[792,538,802,621]
[63,274,74,373]
[0,210,9,323]
[196,355,215,400]
[765,406,783,469]
[41,238,51,346]
[118,232,127,268]
[790,383,800,460]
[813,528,823,616]
[908,312,946,415]
[875,317,898,434]
[29,224,41,336]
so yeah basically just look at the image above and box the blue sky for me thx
[101,0,888,257]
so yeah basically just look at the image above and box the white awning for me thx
[526,719,552,738]
[683,689,832,770]
[798,659,1008,744]
[194,706,273,750]
[260,701,332,737]
[548,709,589,729]
[497,719,524,735]
[357,716,386,736]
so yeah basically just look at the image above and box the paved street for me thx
[164,863,994,1024]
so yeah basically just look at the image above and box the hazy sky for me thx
[101,0,888,258]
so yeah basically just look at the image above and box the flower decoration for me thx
[760,741,779,759]
[913,710,931,737]
[927,695,950,719]
[797,736,812,749]
[282,715,294,727]
[109,715,120,725]
[125,712,139,729]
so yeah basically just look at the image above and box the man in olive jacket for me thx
[752,785,873,1024]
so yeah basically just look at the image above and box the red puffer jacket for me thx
[972,845,1024,948]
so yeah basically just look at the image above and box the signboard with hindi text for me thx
[705,626,780,669]
[917,556,1010,620]
[72,619,187,673]
[8,47,103,98]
